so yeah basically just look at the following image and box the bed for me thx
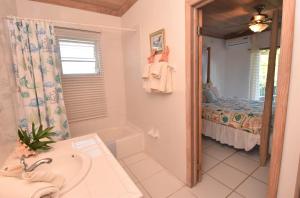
[202,46,275,164]
[202,97,265,151]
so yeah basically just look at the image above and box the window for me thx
[56,28,107,122]
[258,48,280,98]
[58,39,99,75]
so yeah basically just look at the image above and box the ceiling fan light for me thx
[253,14,267,22]
[249,23,268,32]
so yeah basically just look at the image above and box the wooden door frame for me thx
[185,1,296,197]
[185,0,213,187]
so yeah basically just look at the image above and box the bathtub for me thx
[98,127,144,158]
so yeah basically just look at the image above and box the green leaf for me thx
[36,126,54,140]
[22,129,30,145]
[29,141,48,150]
[41,140,55,144]
[18,129,24,140]
[17,122,56,151]
[31,122,35,138]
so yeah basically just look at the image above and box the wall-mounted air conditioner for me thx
[225,36,250,48]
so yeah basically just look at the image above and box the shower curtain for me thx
[7,17,70,140]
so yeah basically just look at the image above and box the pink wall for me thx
[122,0,187,182]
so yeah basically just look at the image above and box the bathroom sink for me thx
[31,152,92,194]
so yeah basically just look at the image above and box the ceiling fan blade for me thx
[222,23,249,29]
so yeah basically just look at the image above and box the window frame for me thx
[258,47,280,100]
[56,36,101,77]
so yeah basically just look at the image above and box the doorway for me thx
[186,0,296,197]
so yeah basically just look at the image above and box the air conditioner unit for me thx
[226,36,250,48]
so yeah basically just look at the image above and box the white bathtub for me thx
[98,127,144,158]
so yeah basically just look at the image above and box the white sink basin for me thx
[29,152,92,194]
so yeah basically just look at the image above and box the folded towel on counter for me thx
[0,176,60,198]
[22,170,65,189]
[0,160,23,177]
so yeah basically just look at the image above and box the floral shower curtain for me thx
[7,17,70,140]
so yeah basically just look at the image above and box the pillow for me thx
[203,89,218,103]
[210,86,220,98]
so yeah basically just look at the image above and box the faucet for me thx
[20,155,53,172]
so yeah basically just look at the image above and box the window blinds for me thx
[55,27,107,122]
[249,49,260,100]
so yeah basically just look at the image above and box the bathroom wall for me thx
[122,0,187,181]
[15,0,127,137]
[277,1,300,196]
[0,0,18,164]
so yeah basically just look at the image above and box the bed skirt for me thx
[202,119,260,151]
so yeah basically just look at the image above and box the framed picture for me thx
[149,29,165,54]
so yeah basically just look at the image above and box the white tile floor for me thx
[118,137,270,198]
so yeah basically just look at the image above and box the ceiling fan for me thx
[249,4,272,32]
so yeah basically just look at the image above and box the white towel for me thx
[143,78,152,93]
[142,62,174,94]
[22,170,65,189]
[142,64,153,92]
[0,176,60,198]
[0,160,23,177]
[150,62,162,79]
[165,66,174,93]
[142,64,151,79]
[150,62,173,93]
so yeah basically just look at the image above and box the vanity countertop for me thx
[52,133,142,198]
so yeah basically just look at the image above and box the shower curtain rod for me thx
[5,15,136,32]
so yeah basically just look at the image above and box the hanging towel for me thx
[149,62,165,91]
[0,176,60,198]
[150,62,163,79]
[142,64,151,79]
[142,63,152,93]
[165,66,174,93]
[142,46,174,94]
[149,62,173,93]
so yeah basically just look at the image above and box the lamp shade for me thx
[249,23,268,32]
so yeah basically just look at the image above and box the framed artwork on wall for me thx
[149,29,165,54]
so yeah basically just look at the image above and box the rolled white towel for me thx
[0,176,60,198]
[0,161,23,177]
[22,170,65,189]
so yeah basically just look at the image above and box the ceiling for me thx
[31,0,138,16]
[202,0,282,39]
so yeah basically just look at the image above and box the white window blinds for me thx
[249,49,260,100]
[55,28,107,122]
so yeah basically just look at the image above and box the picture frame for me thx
[149,29,165,54]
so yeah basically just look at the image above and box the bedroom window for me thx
[258,48,280,98]
[56,28,107,122]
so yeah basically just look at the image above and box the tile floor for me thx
[118,137,269,198]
